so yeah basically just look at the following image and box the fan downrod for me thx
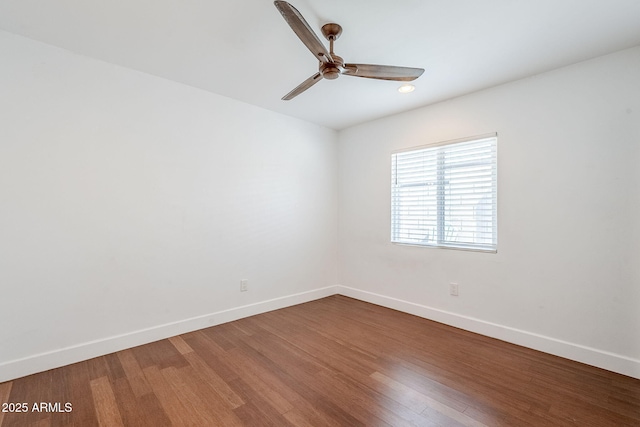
[319,23,343,79]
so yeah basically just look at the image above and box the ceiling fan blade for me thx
[282,72,323,100]
[274,1,333,64]
[343,64,424,81]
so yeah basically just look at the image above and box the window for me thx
[391,134,497,252]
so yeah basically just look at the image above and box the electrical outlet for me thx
[240,279,248,292]
[449,283,459,297]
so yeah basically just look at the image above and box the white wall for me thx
[338,46,640,378]
[0,31,338,381]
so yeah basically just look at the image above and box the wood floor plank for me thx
[280,398,351,427]
[182,351,245,409]
[89,376,124,427]
[236,317,324,377]
[253,315,378,379]
[40,363,87,427]
[159,366,227,426]
[225,347,295,415]
[0,382,12,426]
[309,369,411,427]
[181,331,239,383]
[174,365,245,427]
[110,378,150,427]
[233,342,370,426]
[142,366,191,427]
[232,399,285,427]
[116,349,151,398]
[281,408,328,427]
[371,371,487,427]
[167,336,193,355]
[86,356,111,381]
[227,377,298,427]
[21,370,52,426]
[548,398,640,427]
[1,295,639,426]
[2,370,54,427]
[131,340,188,371]
[111,376,172,427]
[24,418,50,427]
[103,353,126,382]
[375,358,473,413]
[187,329,229,357]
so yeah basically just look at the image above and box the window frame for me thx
[391,133,498,253]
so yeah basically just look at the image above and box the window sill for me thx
[391,241,497,253]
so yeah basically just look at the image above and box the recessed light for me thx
[398,84,415,94]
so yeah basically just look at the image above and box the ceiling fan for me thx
[274,1,425,100]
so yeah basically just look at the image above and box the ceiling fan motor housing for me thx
[320,54,343,79]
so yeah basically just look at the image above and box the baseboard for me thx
[4,284,638,383]
[0,286,338,383]
[337,285,640,380]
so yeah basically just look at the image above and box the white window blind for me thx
[391,135,497,251]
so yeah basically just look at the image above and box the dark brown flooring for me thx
[1,295,639,426]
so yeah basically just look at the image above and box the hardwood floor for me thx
[1,295,639,426]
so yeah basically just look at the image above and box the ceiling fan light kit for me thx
[398,84,416,93]
[274,1,425,100]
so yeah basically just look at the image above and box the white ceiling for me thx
[2,0,640,130]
